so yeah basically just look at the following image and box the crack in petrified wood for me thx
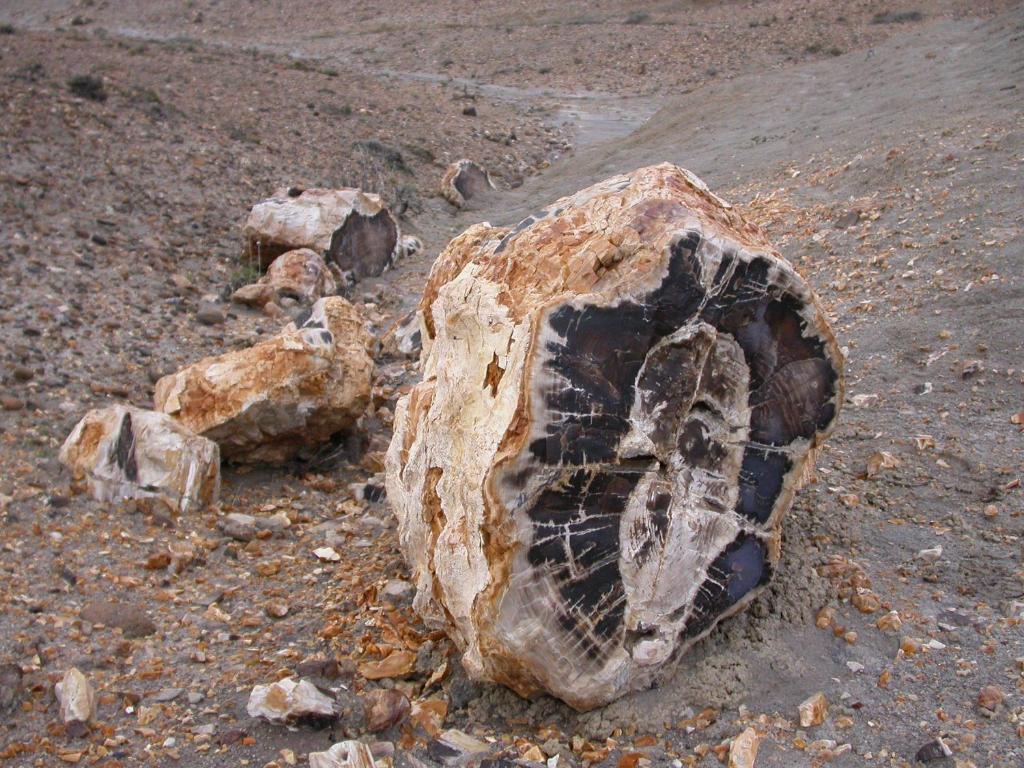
[387,163,843,710]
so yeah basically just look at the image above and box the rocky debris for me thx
[728,727,760,768]
[80,600,157,638]
[358,650,416,680]
[155,297,373,463]
[309,740,378,768]
[219,512,259,541]
[387,163,844,710]
[440,160,495,208]
[379,311,423,359]
[798,692,828,727]
[59,405,220,513]
[977,684,1005,716]
[243,187,401,280]
[363,689,411,732]
[196,298,227,325]
[400,234,424,259]
[231,248,337,308]
[427,729,492,765]
[54,668,96,725]
[914,738,952,762]
[246,677,336,723]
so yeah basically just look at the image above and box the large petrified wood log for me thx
[386,163,844,711]
[244,187,400,280]
[59,405,220,513]
[440,160,495,208]
[155,297,373,464]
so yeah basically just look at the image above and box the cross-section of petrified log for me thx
[59,405,220,513]
[440,160,495,208]
[155,297,373,464]
[386,163,844,710]
[244,187,400,280]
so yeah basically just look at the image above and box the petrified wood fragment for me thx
[231,248,337,308]
[155,297,373,464]
[59,405,220,513]
[244,187,400,280]
[386,163,843,710]
[440,160,495,208]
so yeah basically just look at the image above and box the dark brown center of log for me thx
[327,209,398,281]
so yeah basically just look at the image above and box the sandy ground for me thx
[1,2,1022,767]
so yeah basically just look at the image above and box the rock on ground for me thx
[155,296,373,464]
[231,247,337,307]
[243,187,401,280]
[386,163,843,710]
[308,740,378,768]
[440,160,495,208]
[59,405,220,513]
[55,668,96,725]
[246,676,336,723]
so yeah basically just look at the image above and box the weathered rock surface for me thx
[231,248,337,307]
[309,740,378,768]
[386,163,843,710]
[55,668,96,725]
[379,311,423,360]
[59,405,220,513]
[243,187,401,280]
[246,676,336,723]
[155,297,373,464]
[440,160,495,208]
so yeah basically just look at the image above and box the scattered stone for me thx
[243,187,401,280]
[314,546,342,562]
[59,405,220,513]
[833,210,860,229]
[914,738,952,763]
[196,300,226,325]
[440,159,495,208]
[916,545,943,561]
[427,729,491,766]
[876,610,902,632]
[231,248,337,308]
[387,163,844,710]
[80,600,157,638]
[219,512,258,541]
[358,650,416,680]
[155,297,373,463]
[246,677,336,723]
[363,689,410,732]
[309,740,378,768]
[379,311,422,359]
[265,601,289,619]
[55,668,96,725]
[1,394,25,411]
[153,687,183,703]
[798,692,829,727]
[977,684,1004,715]
[727,727,760,768]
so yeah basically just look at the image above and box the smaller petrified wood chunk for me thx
[59,405,220,513]
[244,187,400,280]
[387,163,844,710]
[440,160,495,208]
[232,248,337,308]
[155,297,373,464]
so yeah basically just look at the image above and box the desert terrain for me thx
[0,1,1022,767]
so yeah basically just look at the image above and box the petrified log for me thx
[59,405,220,513]
[440,160,495,208]
[155,297,373,464]
[386,163,843,710]
[244,187,400,280]
[232,248,337,308]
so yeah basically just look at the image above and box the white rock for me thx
[916,545,943,561]
[246,677,335,723]
[55,668,96,724]
[313,547,342,562]
[309,740,377,768]
[59,405,220,513]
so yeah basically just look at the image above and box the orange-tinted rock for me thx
[386,164,844,710]
[232,248,337,307]
[440,160,495,208]
[59,405,220,513]
[243,187,400,279]
[156,297,372,464]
